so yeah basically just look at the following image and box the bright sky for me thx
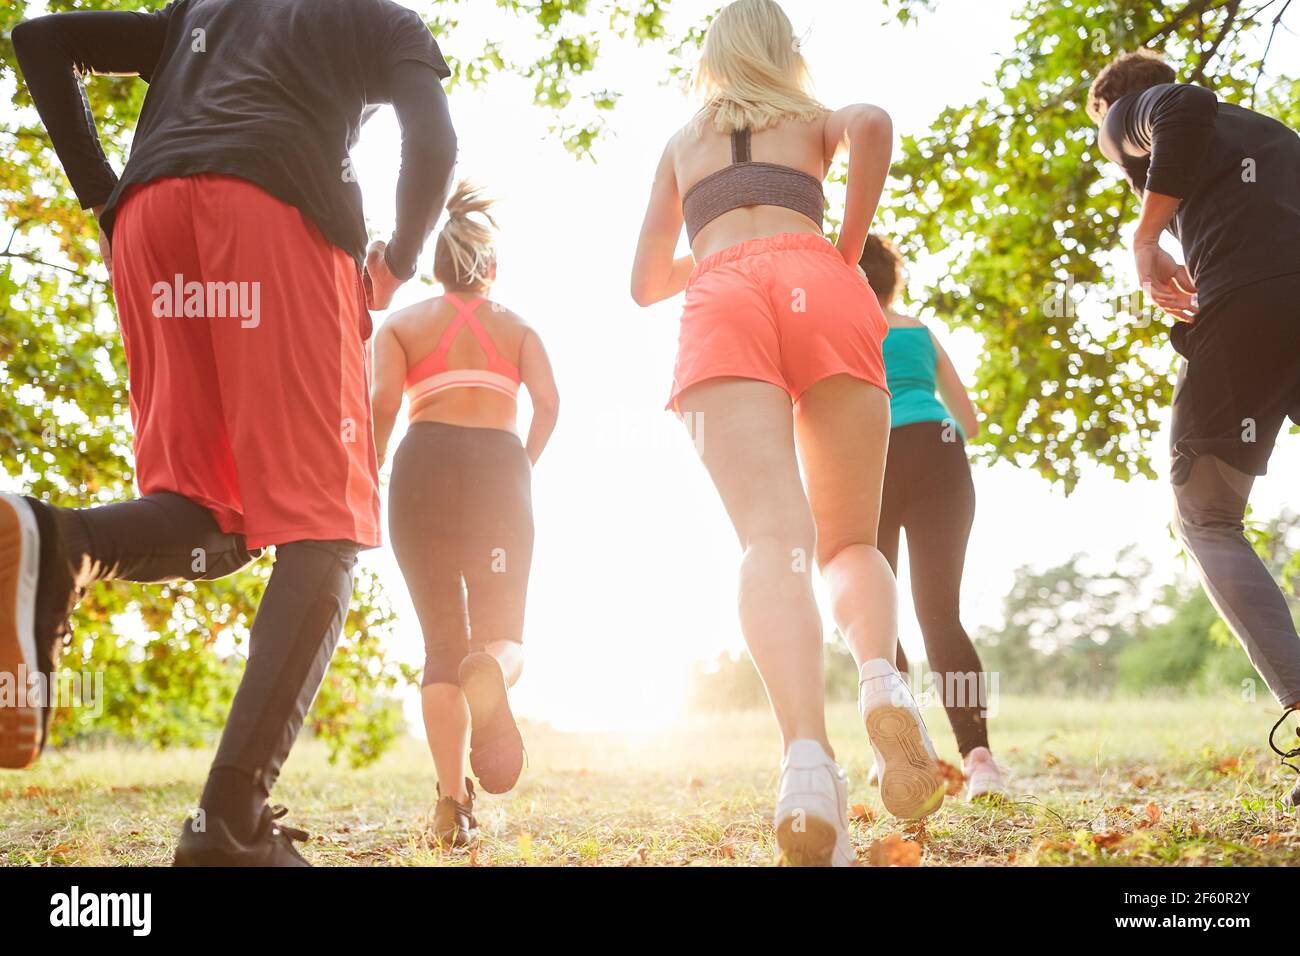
[7,1,1299,733]
[342,0,1300,731]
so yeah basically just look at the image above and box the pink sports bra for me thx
[404,293,521,417]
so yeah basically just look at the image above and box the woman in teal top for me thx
[860,235,1007,801]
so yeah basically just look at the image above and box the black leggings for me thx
[388,422,534,687]
[877,422,989,755]
[55,492,358,791]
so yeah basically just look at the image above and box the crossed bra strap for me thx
[404,293,521,414]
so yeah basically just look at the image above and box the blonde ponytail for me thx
[434,180,497,290]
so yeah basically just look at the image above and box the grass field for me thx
[3,696,1299,866]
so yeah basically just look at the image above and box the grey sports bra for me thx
[680,128,825,244]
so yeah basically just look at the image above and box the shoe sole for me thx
[460,653,523,794]
[865,704,945,820]
[0,495,41,770]
[775,814,839,867]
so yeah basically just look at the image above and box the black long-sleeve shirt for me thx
[1099,82,1300,310]
[12,0,457,276]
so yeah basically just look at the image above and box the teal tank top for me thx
[882,326,961,437]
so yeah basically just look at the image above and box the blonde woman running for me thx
[371,182,560,847]
[631,0,944,866]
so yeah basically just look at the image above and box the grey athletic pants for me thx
[1173,455,1300,708]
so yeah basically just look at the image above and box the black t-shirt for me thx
[1099,83,1300,310]
[14,0,451,267]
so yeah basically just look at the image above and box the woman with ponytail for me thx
[631,0,944,866]
[371,181,560,847]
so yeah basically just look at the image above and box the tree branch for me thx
[1188,0,1244,83]
[1250,0,1295,103]
[0,250,104,284]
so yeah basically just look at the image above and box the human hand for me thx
[1135,239,1197,322]
[363,239,406,310]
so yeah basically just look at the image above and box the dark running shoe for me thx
[432,778,479,848]
[1268,711,1300,807]
[0,495,76,769]
[174,804,312,867]
[459,652,524,794]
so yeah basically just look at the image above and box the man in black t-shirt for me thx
[1089,49,1300,803]
[5,0,458,865]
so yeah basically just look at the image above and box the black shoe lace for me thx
[1268,711,1300,774]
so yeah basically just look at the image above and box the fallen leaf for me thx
[717,843,736,859]
[624,844,649,866]
[936,759,965,796]
[686,777,704,790]
[468,843,480,867]
[867,834,922,867]
[1130,772,1157,789]
[1211,756,1240,774]
[1043,752,1061,768]
[904,819,930,844]
[849,803,875,823]
[1143,802,1161,826]
[1092,831,1126,850]
[1035,839,1077,853]
[1251,832,1280,848]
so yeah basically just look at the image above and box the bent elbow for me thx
[12,17,52,61]
[630,280,657,308]
[535,393,561,421]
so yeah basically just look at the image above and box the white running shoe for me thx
[858,658,945,820]
[774,739,856,866]
[963,746,1008,802]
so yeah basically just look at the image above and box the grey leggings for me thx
[1173,456,1300,708]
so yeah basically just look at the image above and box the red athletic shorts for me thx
[668,232,890,410]
[110,174,381,549]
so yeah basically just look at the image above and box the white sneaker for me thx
[859,658,944,820]
[963,746,1008,802]
[774,739,856,866]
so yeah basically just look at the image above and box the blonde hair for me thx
[694,0,827,133]
[434,180,497,290]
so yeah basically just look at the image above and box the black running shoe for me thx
[0,495,77,769]
[1268,711,1300,807]
[459,652,524,794]
[174,804,312,867]
[432,778,479,848]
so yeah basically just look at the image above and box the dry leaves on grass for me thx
[1035,839,1077,854]
[1090,801,1164,851]
[867,834,922,867]
[849,803,876,823]
[936,760,965,796]
[1211,756,1241,775]
[1251,833,1281,848]
[1091,831,1126,849]
[624,844,649,866]
[1142,802,1161,826]
[1043,752,1061,768]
